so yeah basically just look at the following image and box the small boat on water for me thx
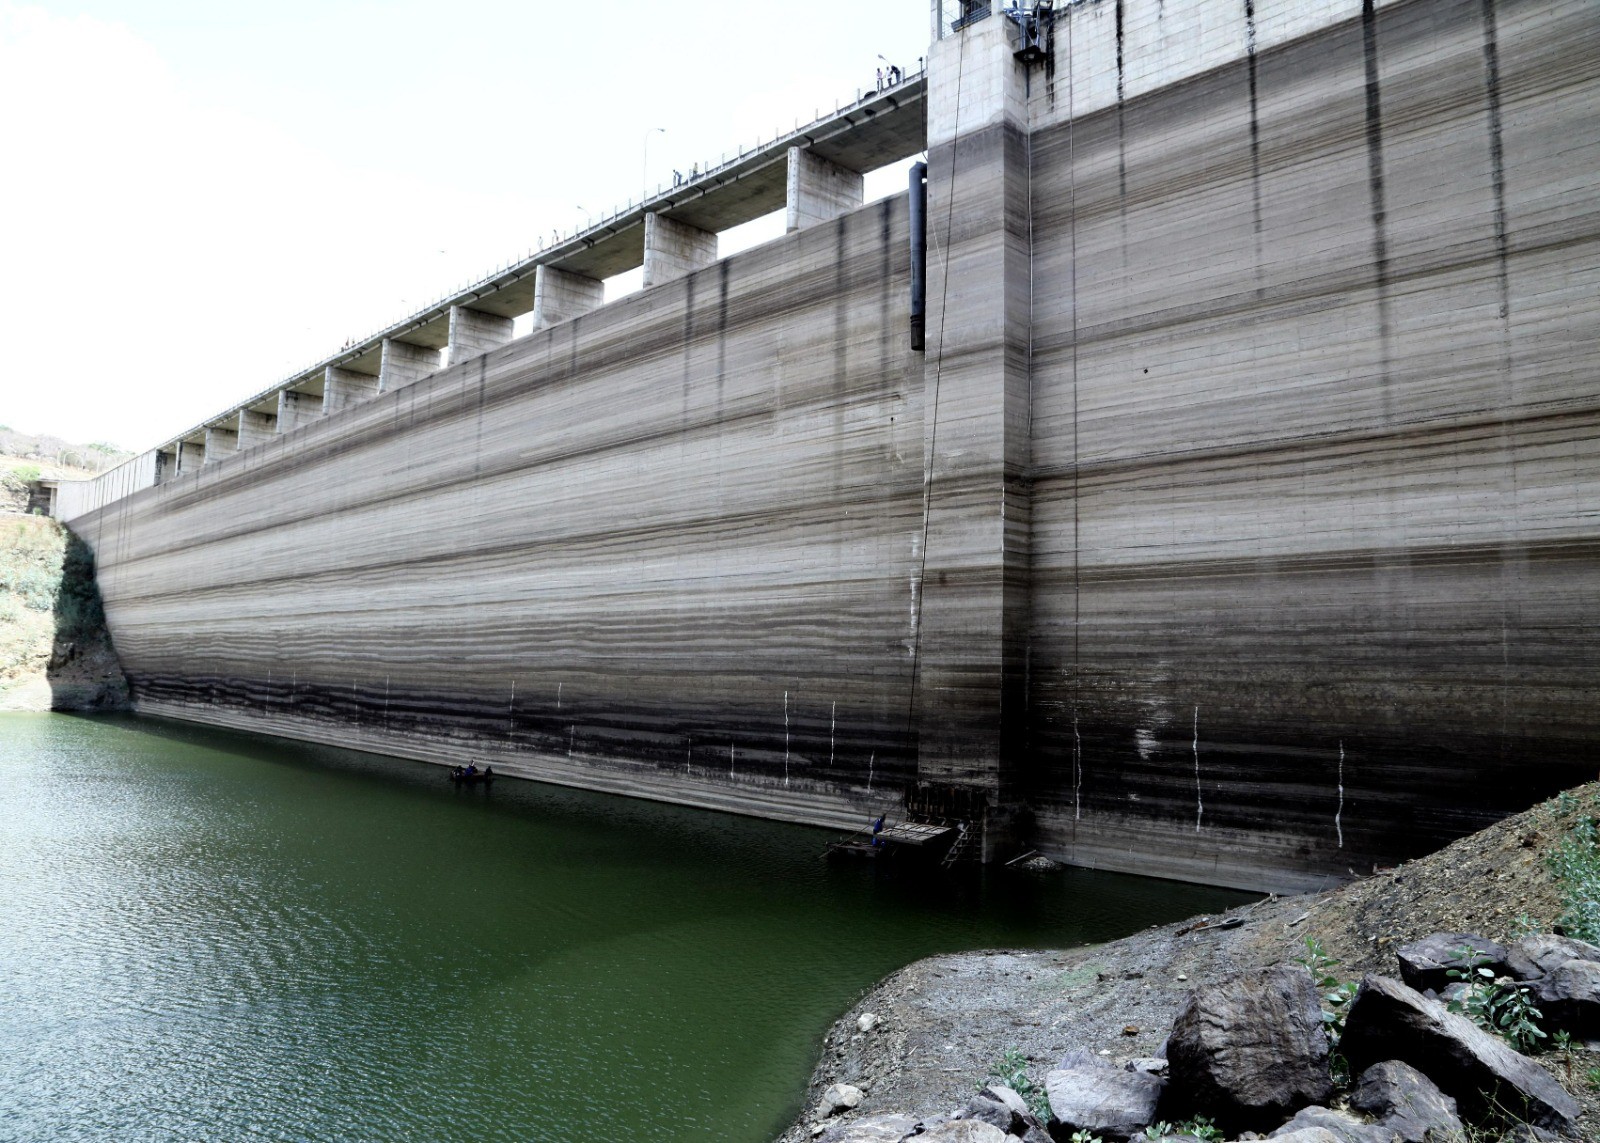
[449,765,496,786]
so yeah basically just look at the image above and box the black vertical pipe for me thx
[909,161,927,352]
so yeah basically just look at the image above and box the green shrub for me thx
[1445,953,1546,1055]
[981,1048,1051,1120]
[1547,813,1600,943]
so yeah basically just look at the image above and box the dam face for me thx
[60,0,1600,891]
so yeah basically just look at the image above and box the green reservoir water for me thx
[0,713,1251,1142]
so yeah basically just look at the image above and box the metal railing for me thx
[933,0,991,39]
[137,67,931,467]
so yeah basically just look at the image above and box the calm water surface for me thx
[0,714,1251,1142]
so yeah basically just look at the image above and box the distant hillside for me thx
[0,426,134,515]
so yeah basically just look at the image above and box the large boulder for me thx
[1045,1048,1164,1141]
[967,1085,1049,1142]
[816,1112,921,1143]
[820,1083,864,1116]
[1395,933,1508,993]
[1265,1132,1345,1143]
[1268,1106,1389,1143]
[1530,958,1600,1037]
[1340,974,1579,1138]
[1348,1059,1464,1143]
[914,1122,1009,1143]
[1505,934,1600,982]
[1163,964,1333,1133]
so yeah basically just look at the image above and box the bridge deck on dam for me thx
[56,72,927,505]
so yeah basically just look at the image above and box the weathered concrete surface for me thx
[532,265,603,330]
[642,212,717,288]
[787,147,864,233]
[322,366,378,416]
[1013,0,1600,884]
[70,200,922,833]
[59,0,1600,890]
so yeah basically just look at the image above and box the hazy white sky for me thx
[0,1,931,451]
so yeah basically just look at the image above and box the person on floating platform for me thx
[871,814,886,846]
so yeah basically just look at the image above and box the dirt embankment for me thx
[0,514,129,711]
[782,783,1600,1141]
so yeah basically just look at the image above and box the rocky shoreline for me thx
[780,785,1600,1142]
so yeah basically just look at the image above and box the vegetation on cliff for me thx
[0,515,128,711]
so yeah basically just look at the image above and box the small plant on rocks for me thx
[1142,1115,1221,1141]
[1445,947,1547,1054]
[1068,1132,1104,1143]
[1297,936,1358,1040]
[981,1047,1050,1120]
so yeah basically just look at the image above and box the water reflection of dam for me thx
[55,0,1600,891]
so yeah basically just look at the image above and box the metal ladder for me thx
[940,821,974,868]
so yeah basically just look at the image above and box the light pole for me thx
[576,205,594,230]
[643,126,665,208]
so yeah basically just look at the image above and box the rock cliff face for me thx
[0,515,129,712]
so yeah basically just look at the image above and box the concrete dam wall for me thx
[61,0,1600,891]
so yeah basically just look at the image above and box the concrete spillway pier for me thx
[55,0,1600,891]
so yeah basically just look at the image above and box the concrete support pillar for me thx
[323,366,380,415]
[915,15,1033,805]
[642,213,717,288]
[154,449,176,485]
[202,426,238,466]
[447,305,514,365]
[532,265,604,329]
[277,389,322,433]
[236,409,277,450]
[379,338,439,392]
[176,440,206,474]
[785,147,864,232]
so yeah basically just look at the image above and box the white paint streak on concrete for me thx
[1336,740,1345,849]
[1192,705,1203,833]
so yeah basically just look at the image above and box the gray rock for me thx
[1348,1059,1464,1143]
[821,1083,864,1116]
[983,1085,1051,1142]
[980,1084,1030,1121]
[1268,1106,1389,1143]
[1340,974,1579,1138]
[914,1121,1009,1143]
[856,1012,882,1033]
[1125,1057,1168,1075]
[1530,958,1600,1037]
[1505,934,1600,982]
[1395,933,1508,993]
[1501,1124,1576,1143]
[1046,1048,1164,1141]
[817,1113,921,1143]
[964,1093,1016,1134]
[969,1085,1046,1141]
[1265,1131,1344,1143]
[1164,964,1334,1133]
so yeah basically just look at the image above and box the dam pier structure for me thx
[51,0,1600,892]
